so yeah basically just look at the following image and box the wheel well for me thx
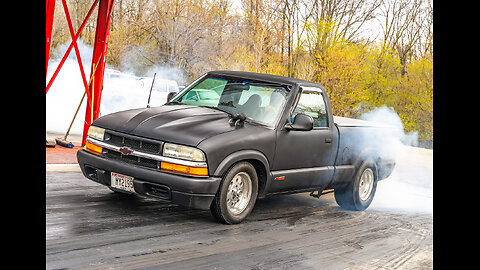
[245,159,267,198]
[357,152,394,178]
[355,149,380,170]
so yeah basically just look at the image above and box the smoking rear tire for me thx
[334,159,377,211]
[210,162,258,224]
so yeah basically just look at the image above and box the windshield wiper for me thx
[199,105,249,127]
[198,106,262,127]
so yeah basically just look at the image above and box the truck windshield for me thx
[170,77,289,126]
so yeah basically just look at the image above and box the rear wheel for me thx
[334,159,377,211]
[210,162,258,224]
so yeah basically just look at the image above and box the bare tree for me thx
[378,0,430,75]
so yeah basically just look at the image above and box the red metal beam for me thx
[46,0,55,75]
[82,0,115,146]
[61,0,90,98]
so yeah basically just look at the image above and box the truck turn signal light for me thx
[160,162,208,176]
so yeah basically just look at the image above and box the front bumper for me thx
[77,149,221,210]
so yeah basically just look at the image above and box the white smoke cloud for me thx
[46,40,181,135]
[356,106,432,215]
[369,145,433,215]
[360,105,418,147]
[46,41,91,135]
[144,64,187,86]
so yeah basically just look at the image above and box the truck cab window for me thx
[291,88,328,127]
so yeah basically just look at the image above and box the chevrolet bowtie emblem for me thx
[119,146,133,155]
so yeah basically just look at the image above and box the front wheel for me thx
[210,162,258,224]
[334,159,377,211]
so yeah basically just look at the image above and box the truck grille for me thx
[103,131,163,169]
[106,132,161,154]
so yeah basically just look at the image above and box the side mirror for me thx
[285,113,314,131]
[167,92,178,102]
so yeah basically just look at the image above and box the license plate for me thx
[111,172,135,193]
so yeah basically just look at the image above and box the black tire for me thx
[334,159,377,211]
[210,162,258,224]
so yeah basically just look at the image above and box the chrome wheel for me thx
[358,168,374,201]
[226,172,252,215]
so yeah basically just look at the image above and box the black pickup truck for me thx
[77,71,396,224]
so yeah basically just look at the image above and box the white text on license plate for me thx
[111,172,135,193]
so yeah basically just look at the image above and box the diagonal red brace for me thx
[60,0,90,101]
[46,0,99,98]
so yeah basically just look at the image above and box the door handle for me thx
[325,138,332,143]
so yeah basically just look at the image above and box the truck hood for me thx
[93,105,238,146]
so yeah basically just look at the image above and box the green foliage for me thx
[293,31,432,144]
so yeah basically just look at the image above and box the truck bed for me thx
[329,116,397,188]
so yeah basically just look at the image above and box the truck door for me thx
[269,86,338,193]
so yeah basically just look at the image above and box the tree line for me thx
[49,0,433,146]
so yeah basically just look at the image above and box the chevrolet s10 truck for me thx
[77,71,396,224]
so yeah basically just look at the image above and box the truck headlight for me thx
[87,126,105,141]
[163,143,206,162]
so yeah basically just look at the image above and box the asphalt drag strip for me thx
[46,164,432,269]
